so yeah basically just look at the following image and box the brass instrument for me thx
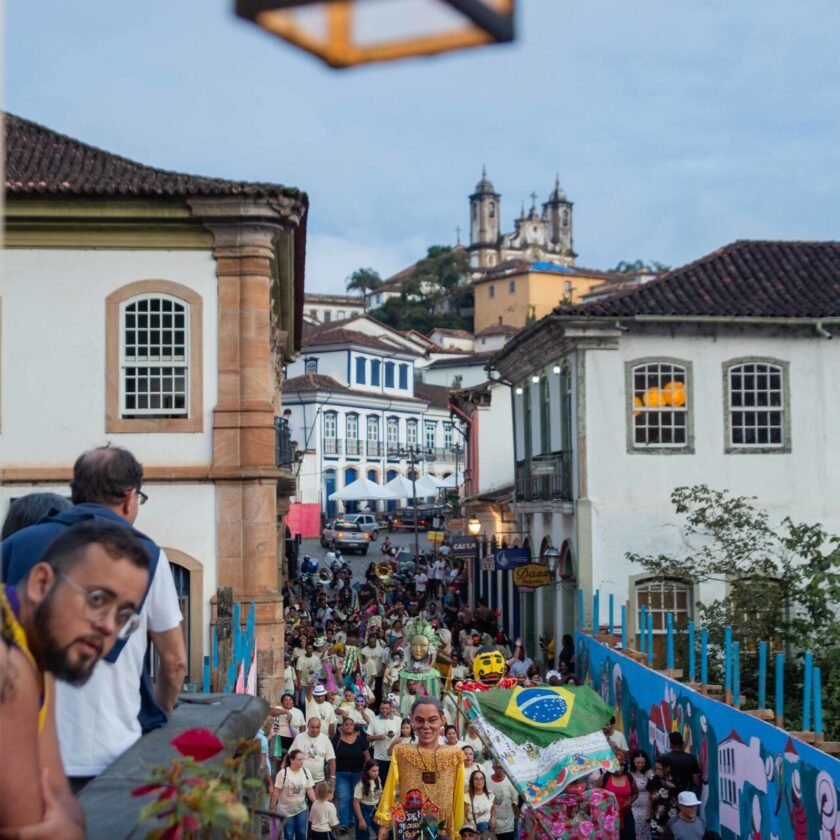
[375,563,393,588]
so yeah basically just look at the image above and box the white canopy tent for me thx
[412,475,439,496]
[436,471,464,489]
[383,475,417,498]
[328,476,397,502]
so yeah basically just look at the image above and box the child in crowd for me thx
[353,760,383,840]
[309,781,340,840]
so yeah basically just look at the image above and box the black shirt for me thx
[333,733,369,774]
[666,749,700,793]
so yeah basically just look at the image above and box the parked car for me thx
[320,520,371,554]
[340,512,380,541]
[387,506,448,532]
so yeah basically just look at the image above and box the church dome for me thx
[549,175,567,203]
[475,165,496,194]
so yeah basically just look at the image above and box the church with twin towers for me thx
[468,168,577,271]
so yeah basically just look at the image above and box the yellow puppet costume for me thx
[375,743,465,835]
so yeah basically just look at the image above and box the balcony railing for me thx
[346,439,361,456]
[515,451,572,502]
[275,416,295,468]
[367,441,383,457]
[323,438,342,456]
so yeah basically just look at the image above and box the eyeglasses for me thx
[58,573,141,641]
[136,489,149,506]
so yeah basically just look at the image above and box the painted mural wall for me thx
[576,632,840,840]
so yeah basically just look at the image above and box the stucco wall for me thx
[1,249,218,465]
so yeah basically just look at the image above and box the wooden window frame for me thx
[106,280,203,433]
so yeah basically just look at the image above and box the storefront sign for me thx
[512,563,552,588]
[494,547,530,570]
[449,537,476,557]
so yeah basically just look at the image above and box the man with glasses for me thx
[1,444,186,791]
[0,520,150,836]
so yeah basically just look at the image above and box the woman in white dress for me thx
[629,750,654,840]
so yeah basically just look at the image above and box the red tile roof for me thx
[430,328,474,339]
[5,113,306,205]
[559,240,840,319]
[414,382,453,410]
[475,323,521,337]
[301,327,401,353]
[283,374,350,393]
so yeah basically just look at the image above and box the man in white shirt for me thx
[296,642,322,707]
[306,682,337,736]
[367,698,399,779]
[289,717,336,784]
[603,716,629,753]
[359,633,385,704]
[486,761,520,840]
[47,447,186,788]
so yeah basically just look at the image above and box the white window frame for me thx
[120,294,189,418]
[406,419,418,447]
[626,358,693,453]
[634,577,693,635]
[367,415,379,442]
[724,358,790,453]
[387,417,400,448]
[424,421,437,451]
[443,422,453,450]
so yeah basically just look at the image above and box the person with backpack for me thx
[270,749,316,840]
[1,445,186,791]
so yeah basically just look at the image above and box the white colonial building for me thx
[0,114,307,697]
[283,324,464,533]
[489,240,840,659]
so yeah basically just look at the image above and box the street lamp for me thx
[467,515,481,608]
[235,0,515,69]
[395,445,435,563]
[543,544,561,669]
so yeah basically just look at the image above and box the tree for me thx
[608,259,670,274]
[627,485,840,736]
[345,267,382,311]
[406,246,469,316]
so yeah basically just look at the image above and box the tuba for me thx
[375,563,393,588]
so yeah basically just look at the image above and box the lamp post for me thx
[543,545,561,668]
[395,445,434,563]
[235,0,515,69]
[467,514,481,609]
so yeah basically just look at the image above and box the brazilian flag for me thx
[473,685,612,747]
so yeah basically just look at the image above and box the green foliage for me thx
[134,736,262,839]
[608,259,670,273]
[627,485,840,736]
[346,267,382,311]
[369,245,473,333]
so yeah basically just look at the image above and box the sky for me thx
[6,1,840,294]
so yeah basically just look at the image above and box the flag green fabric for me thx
[471,685,613,746]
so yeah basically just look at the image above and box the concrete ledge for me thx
[79,693,268,839]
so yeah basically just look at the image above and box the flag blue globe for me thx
[516,688,568,724]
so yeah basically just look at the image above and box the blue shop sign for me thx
[494,547,530,570]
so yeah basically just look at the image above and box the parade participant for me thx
[464,769,496,833]
[604,715,630,754]
[296,642,322,708]
[368,698,399,779]
[1,521,149,837]
[376,698,465,840]
[506,638,533,680]
[600,755,638,840]
[306,682,338,736]
[271,693,306,772]
[666,792,705,840]
[289,718,336,787]
[443,724,466,749]
[387,718,415,756]
[354,760,383,840]
[648,756,677,840]
[360,632,386,704]
[309,781,340,840]
[461,746,485,795]
[464,723,484,760]
[347,695,374,729]
[270,749,316,840]
[629,750,654,840]
[333,715,371,829]
[283,652,298,698]
[487,761,519,840]
[663,732,700,795]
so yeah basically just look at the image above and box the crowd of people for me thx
[0,447,716,840]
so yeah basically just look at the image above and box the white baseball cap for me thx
[678,791,701,807]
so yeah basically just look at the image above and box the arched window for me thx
[106,280,203,433]
[628,359,692,451]
[724,359,789,451]
[489,201,495,219]
[635,578,693,634]
[386,416,400,453]
[366,415,380,456]
[406,419,418,447]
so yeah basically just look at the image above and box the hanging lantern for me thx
[643,387,667,408]
[661,380,686,407]
[235,0,515,68]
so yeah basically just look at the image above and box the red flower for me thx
[171,728,225,761]
[132,783,164,797]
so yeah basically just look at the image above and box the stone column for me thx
[191,197,305,705]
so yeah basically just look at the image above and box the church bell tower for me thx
[543,175,574,257]
[468,167,501,269]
